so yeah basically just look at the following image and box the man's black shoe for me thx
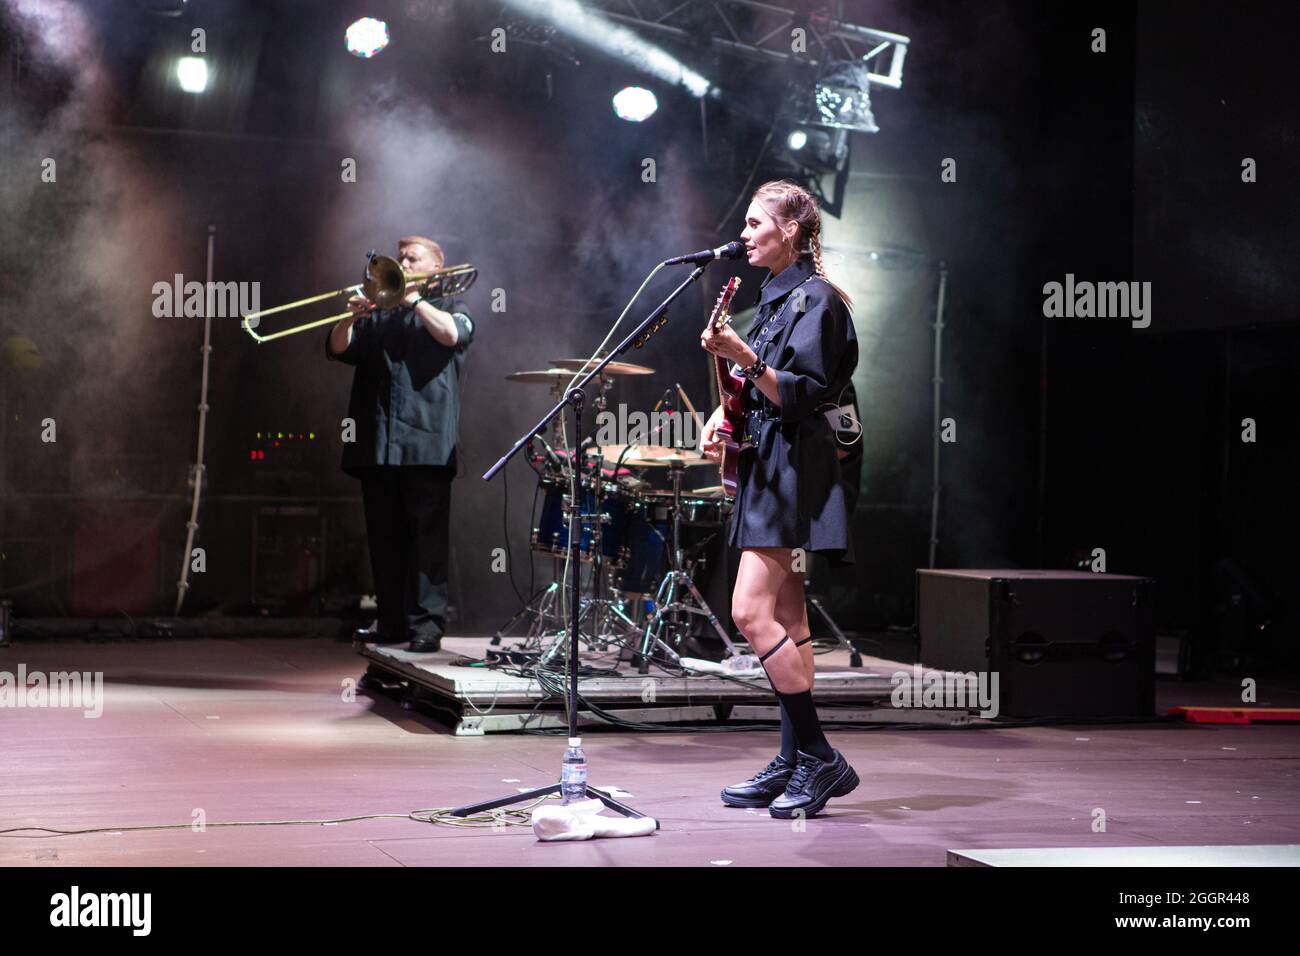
[408,634,442,653]
[720,754,795,808]
[768,749,859,819]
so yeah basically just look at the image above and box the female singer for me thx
[700,180,859,818]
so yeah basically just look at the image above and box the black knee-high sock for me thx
[777,697,798,764]
[775,689,834,762]
[759,637,798,763]
[761,635,831,762]
[778,636,815,763]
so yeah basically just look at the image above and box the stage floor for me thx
[2,635,1299,867]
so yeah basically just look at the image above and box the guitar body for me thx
[714,359,747,497]
[705,277,746,498]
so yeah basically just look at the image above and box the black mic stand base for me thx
[450,783,655,822]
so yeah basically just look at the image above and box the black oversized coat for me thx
[726,256,858,564]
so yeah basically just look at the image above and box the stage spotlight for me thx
[612,86,657,122]
[345,17,390,58]
[175,56,207,93]
[807,127,850,173]
[813,61,879,134]
[779,125,849,175]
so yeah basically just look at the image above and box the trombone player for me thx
[326,235,475,653]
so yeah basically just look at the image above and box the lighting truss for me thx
[585,0,909,90]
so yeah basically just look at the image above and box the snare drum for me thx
[634,490,732,526]
[681,491,731,525]
[531,476,633,566]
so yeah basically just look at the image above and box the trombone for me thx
[241,252,477,343]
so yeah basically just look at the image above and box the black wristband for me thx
[741,359,767,380]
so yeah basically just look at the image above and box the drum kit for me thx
[496,357,743,672]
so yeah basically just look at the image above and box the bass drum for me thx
[617,489,733,593]
[531,476,634,567]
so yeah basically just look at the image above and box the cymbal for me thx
[548,358,655,376]
[599,443,689,461]
[606,445,709,467]
[627,454,710,468]
[505,369,574,384]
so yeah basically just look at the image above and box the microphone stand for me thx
[451,262,714,822]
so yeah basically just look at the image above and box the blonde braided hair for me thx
[753,179,854,311]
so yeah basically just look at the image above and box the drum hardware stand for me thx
[582,546,642,649]
[632,459,742,675]
[457,260,713,822]
[531,454,639,666]
[492,485,639,657]
[493,429,633,652]
[804,576,863,667]
[587,447,650,652]
[492,435,569,649]
[534,510,627,667]
[491,554,570,645]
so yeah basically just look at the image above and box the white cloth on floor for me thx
[532,798,657,841]
[680,655,765,678]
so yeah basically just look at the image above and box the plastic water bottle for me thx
[722,653,760,675]
[560,737,588,805]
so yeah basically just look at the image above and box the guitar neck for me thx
[711,349,727,401]
[705,276,743,407]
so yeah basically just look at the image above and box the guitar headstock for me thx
[708,276,742,332]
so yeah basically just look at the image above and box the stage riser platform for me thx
[360,638,990,733]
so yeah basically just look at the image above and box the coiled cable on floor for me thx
[0,796,559,837]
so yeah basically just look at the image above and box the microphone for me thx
[534,435,564,469]
[662,240,746,266]
[652,388,675,445]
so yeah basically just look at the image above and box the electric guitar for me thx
[705,276,745,497]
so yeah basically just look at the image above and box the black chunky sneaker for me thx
[768,749,859,819]
[720,755,796,808]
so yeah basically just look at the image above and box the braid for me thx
[811,232,828,280]
[808,228,853,312]
[754,179,854,311]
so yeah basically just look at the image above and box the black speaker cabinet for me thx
[917,569,1155,718]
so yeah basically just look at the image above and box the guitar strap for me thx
[749,274,818,356]
[741,275,820,445]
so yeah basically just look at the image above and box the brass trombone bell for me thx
[241,254,477,344]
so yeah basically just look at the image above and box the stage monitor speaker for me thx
[917,569,1155,718]
[252,505,323,607]
[72,502,162,616]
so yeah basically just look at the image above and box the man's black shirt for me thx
[325,296,474,477]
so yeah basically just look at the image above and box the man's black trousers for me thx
[357,465,452,642]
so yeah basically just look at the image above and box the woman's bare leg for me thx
[731,548,807,693]
[774,561,815,686]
